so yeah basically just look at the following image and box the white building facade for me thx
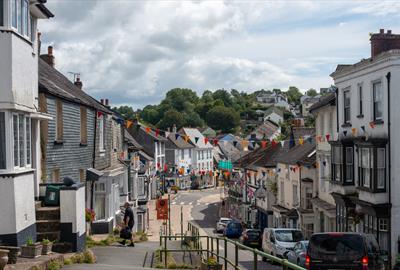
[0,0,52,246]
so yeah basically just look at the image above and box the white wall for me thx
[60,186,86,235]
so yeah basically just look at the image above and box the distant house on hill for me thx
[200,127,217,138]
[246,120,281,141]
[256,92,290,110]
[263,107,284,124]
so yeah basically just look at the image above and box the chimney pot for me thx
[100,99,104,105]
[380,29,385,34]
[48,46,53,56]
[74,75,83,90]
[105,99,109,106]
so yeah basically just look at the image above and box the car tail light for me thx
[244,234,248,240]
[362,256,369,270]
[305,254,310,269]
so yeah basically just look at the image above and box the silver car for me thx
[216,217,232,233]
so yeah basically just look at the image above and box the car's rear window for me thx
[247,231,260,238]
[275,230,304,242]
[308,234,364,260]
[229,223,241,229]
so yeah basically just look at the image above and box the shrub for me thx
[42,238,51,245]
[26,237,34,246]
[47,260,61,270]
[83,250,96,264]
[63,258,72,265]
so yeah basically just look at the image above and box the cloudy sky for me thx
[39,0,400,108]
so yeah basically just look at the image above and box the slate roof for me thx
[181,128,213,149]
[308,93,336,113]
[275,142,316,165]
[136,124,168,141]
[167,133,195,149]
[217,141,242,162]
[124,129,143,150]
[264,107,284,117]
[234,144,283,169]
[39,59,112,114]
[246,120,280,140]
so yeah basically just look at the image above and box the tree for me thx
[140,106,160,125]
[206,106,240,133]
[286,86,303,105]
[185,112,204,128]
[306,88,318,97]
[113,105,136,120]
[157,109,185,130]
[212,89,233,107]
[165,88,199,111]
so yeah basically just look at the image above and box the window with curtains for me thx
[0,112,5,169]
[373,81,383,121]
[358,146,386,191]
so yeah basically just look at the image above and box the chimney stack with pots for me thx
[105,99,109,106]
[40,46,55,67]
[100,99,104,105]
[74,75,83,90]
[370,29,400,59]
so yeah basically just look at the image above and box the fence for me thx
[158,221,306,270]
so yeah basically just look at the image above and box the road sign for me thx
[156,198,168,220]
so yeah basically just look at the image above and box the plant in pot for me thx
[201,256,222,270]
[21,237,42,258]
[85,208,96,235]
[41,239,53,255]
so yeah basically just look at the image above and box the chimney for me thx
[370,29,400,58]
[74,75,83,90]
[100,99,104,105]
[172,124,177,133]
[40,46,55,67]
[105,99,109,106]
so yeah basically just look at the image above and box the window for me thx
[137,214,143,232]
[52,168,60,182]
[293,184,298,206]
[0,112,5,169]
[201,150,204,160]
[94,183,106,220]
[377,148,385,189]
[360,148,371,188]
[358,84,363,116]
[79,169,85,182]
[181,149,184,159]
[26,117,31,165]
[358,146,386,190]
[373,81,383,120]
[13,114,30,168]
[80,107,87,144]
[99,114,105,151]
[305,187,313,209]
[21,0,28,36]
[379,218,388,232]
[0,0,3,26]
[343,90,351,123]
[13,115,18,166]
[30,15,35,42]
[345,147,353,183]
[332,146,342,181]
[55,99,63,142]
[12,0,17,28]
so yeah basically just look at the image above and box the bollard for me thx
[224,238,228,270]
[216,238,220,264]
[235,243,239,266]
[253,250,257,270]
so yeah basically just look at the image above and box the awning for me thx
[30,112,52,120]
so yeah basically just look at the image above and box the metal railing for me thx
[158,222,306,270]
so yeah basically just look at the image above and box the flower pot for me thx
[0,246,19,264]
[200,262,223,270]
[21,243,42,258]
[0,249,9,270]
[41,243,53,255]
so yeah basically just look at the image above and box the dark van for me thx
[306,233,385,270]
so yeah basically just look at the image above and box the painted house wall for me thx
[40,95,95,182]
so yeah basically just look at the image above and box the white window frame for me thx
[373,80,383,121]
[99,114,105,151]
[0,111,6,171]
[94,182,106,220]
[343,89,351,124]
[12,113,31,170]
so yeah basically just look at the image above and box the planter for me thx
[200,262,223,270]
[0,249,9,270]
[41,243,53,255]
[20,243,42,258]
[0,246,19,264]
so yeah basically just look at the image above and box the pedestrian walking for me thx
[120,202,135,247]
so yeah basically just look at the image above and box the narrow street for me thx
[172,188,280,270]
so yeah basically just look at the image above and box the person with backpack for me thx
[120,202,135,247]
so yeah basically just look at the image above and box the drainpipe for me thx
[90,110,98,210]
[335,87,339,133]
[386,72,392,266]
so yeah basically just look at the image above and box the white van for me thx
[262,228,304,259]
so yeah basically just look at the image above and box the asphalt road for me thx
[172,188,281,270]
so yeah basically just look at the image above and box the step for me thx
[36,219,60,233]
[35,201,42,209]
[37,231,60,242]
[36,207,60,221]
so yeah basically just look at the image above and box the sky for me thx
[39,0,400,109]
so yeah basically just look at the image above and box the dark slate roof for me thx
[124,129,143,150]
[275,142,316,165]
[234,144,283,169]
[217,141,241,162]
[246,120,279,140]
[167,133,194,149]
[308,93,336,113]
[264,106,284,117]
[137,124,168,141]
[39,58,112,114]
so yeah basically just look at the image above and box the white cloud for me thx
[39,0,400,108]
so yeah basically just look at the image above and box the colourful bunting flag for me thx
[195,137,199,143]
[213,139,219,145]
[261,140,267,148]
[343,130,348,136]
[306,136,313,143]
[184,135,190,142]
[361,126,366,132]
[299,137,304,145]
[271,140,277,147]
[233,141,238,147]
[351,127,357,137]
[155,128,160,137]
[204,137,209,144]
[145,127,151,134]
[241,140,249,148]
[325,134,330,141]
[97,111,103,118]
[369,121,376,129]
[175,133,180,140]
[280,140,285,147]
[252,141,257,148]
[126,120,133,129]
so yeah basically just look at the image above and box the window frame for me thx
[343,89,351,124]
[372,80,383,121]
[358,83,363,117]
[12,113,31,170]
[357,144,386,192]
[0,111,6,170]
[98,114,105,151]
[330,142,354,185]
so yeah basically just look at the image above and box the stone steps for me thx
[36,219,60,232]
[35,202,61,242]
[36,206,60,221]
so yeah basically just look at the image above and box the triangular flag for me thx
[262,171,266,177]
[299,137,304,145]
[252,141,257,148]
[213,139,219,145]
[195,137,199,143]
[126,120,133,129]
[361,126,366,132]
[315,162,320,168]
[307,136,313,143]
[97,111,103,118]
[325,134,330,141]
[241,140,249,148]
[233,141,238,147]
[322,161,327,166]
[204,137,209,144]
[175,133,180,140]
[184,135,190,142]
[369,121,376,129]
[261,141,267,148]
[271,140,277,147]
[155,128,160,137]
[280,140,285,147]
[145,127,151,134]
[343,130,348,136]
[351,128,357,137]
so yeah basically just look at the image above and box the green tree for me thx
[113,105,136,120]
[165,88,199,111]
[212,89,233,107]
[157,109,185,130]
[185,112,204,127]
[140,105,160,125]
[201,90,214,103]
[306,88,318,97]
[286,86,303,105]
[206,106,240,133]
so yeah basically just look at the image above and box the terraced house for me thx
[0,0,53,246]
[330,29,400,266]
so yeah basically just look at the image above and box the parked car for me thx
[285,240,308,267]
[223,221,242,238]
[262,228,304,259]
[306,233,385,270]
[239,229,262,248]
[216,218,232,233]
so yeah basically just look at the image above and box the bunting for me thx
[155,128,160,137]
[280,140,285,147]
[145,127,151,134]
[252,141,257,148]
[204,137,209,144]
[195,137,199,143]
[262,171,266,177]
[299,137,304,145]
[343,130,348,136]
[271,140,277,147]
[213,139,219,146]
[233,141,238,147]
[184,135,190,142]
[97,111,103,118]
[369,121,376,129]
[175,133,180,140]
[325,134,330,141]
[126,120,133,129]
[351,127,357,137]
[241,140,249,148]
[261,140,267,148]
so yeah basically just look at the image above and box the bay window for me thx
[12,113,31,169]
[331,144,354,184]
[358,146,386,191]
